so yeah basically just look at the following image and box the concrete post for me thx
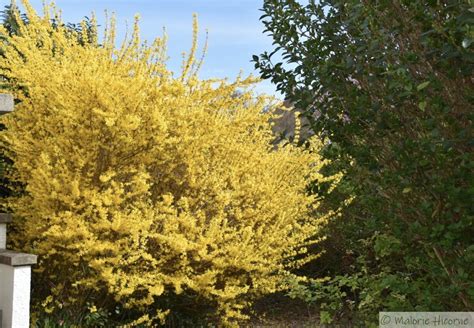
[0,214,12,249]
[1,96,38,328]
[0,251,37,328]
[0,94,14,114]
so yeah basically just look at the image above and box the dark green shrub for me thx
[255,0,474,324]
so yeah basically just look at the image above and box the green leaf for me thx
[417,81,430,91]
[462,38,472,49]
[320,311,333,324]
[418,101,427,111]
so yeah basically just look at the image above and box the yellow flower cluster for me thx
[0,1,341,325]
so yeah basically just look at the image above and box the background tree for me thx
[254,0,473,324]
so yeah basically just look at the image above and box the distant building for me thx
[271,99,318,144]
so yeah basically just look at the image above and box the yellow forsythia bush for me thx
[0,1,341,325]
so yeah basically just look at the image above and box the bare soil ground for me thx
[246,294,322,327]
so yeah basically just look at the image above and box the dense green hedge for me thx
[255,0,473,324]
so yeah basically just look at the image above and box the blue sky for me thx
[14,0,281,97]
